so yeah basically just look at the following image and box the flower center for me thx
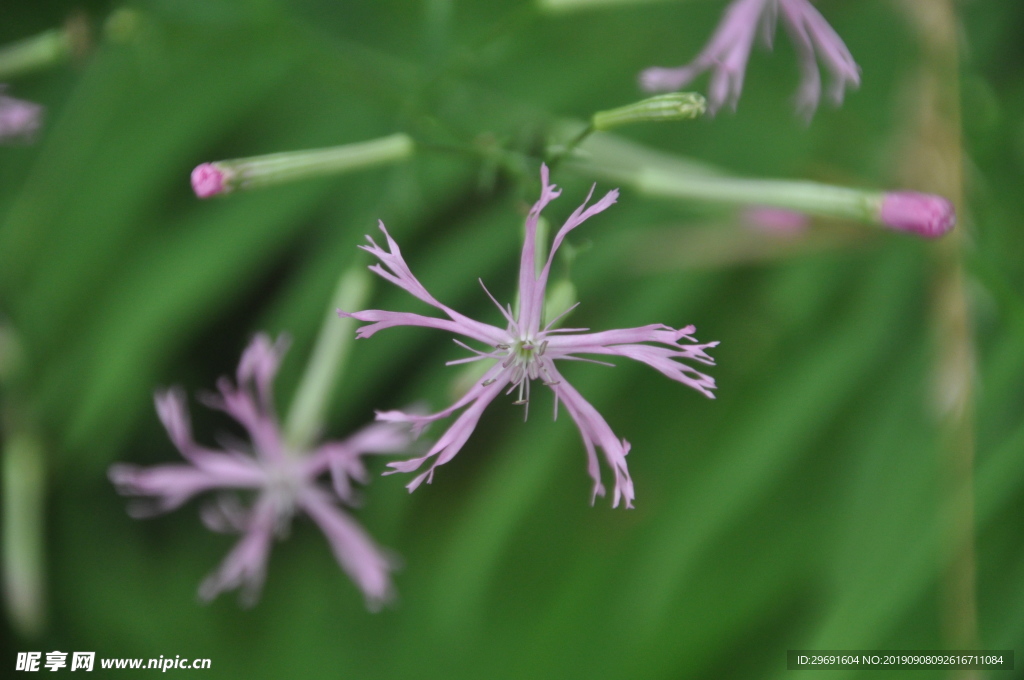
[261,460,305,534]
[491,336,558,407]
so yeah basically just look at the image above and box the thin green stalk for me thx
[2,431,46,638]
[283,267,373,452]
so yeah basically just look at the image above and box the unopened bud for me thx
[878,192,956,239]
[190,163,231,199]
[592,93,706,131]
[190,133,414,199]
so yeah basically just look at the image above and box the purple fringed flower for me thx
[0,86,43,142]
[640,0,860,118]
[109,334,411,609]
[340,165,717,509]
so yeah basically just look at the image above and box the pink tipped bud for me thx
[879,192,956,239]
[191,163,230,198]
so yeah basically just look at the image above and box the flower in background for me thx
[109,334,411,609]
[743,206,810,235]
[0,86,43,142]
[639,0,860,118]
[340,165,717,509]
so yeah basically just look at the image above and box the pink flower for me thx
[109,334,411,608]
[878,192,956,239]
[0,86,43,142]
[340,166,717,509]
[639,0,860,118]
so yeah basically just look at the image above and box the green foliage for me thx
[1,0,1021,678]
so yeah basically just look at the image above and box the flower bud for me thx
[592,93,706,131]
[190,163,231,198]
[878,192,956,239]
[190,133,414,199]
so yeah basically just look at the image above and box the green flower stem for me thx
[216,133,414,194]
[284,267,373,452]
[561,128,890,226]
[2,432,46,638]
[549,123,595,169]
[537,0,672,13]
[637,169,883,222]
[900,0,979,657]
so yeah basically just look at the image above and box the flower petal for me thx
[0,87,44,142]
[300,489,397,610]
[547,325,718,399]
[639,0,769,112]
[154,388,223,464]
[236,333,289,416]
[305,421,415,502]
[108,458,263,516]
[198,498,277,606]
[382,368,511,491]
[526,185,618,336]
[338,309,504,346]
[546,365,635,509]
[201,381,285,464]
[517,164,563,336]
[639,0,857,117]
[357,222,509,345]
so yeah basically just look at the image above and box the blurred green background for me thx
[1,0,1022,677]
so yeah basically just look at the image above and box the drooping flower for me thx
[109,334,411,608]
[639,0,860,118]
[0,86,43,142]
[340,165,717,509]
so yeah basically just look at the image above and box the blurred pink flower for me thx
[340,165,717,509]
[109,334,411,608]
[743,206,810,235]
[640,0,860,118]
[0,86,43,142]
[879,192,956,239]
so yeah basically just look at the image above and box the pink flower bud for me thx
[879,192,956,239]
[190,163,229,198]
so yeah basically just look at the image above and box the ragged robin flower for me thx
[109,334,411,609]
[340,165,717,509]
[640,0,860,119]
